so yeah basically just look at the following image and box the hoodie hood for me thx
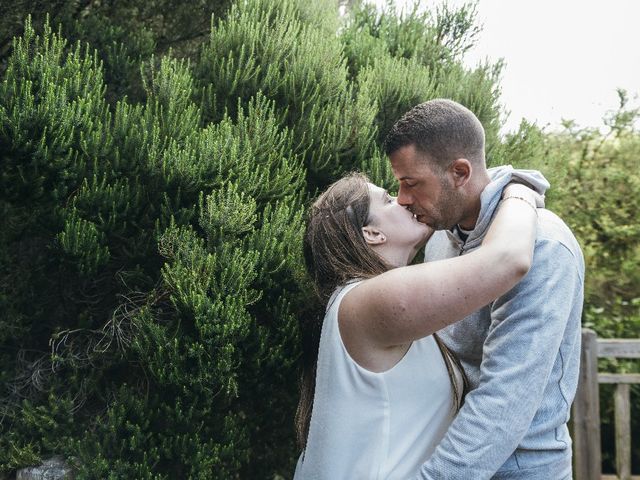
[448,165,550,250]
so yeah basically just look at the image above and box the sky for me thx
[368,0,640,134]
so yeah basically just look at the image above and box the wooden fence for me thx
[573,328,640,480]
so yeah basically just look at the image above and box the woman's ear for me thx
[362,225,386,245]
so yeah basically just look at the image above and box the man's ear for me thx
[450,158,472,187]
[362,225,386,245]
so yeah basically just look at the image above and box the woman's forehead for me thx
[366,183,389,209]
[367,183,384,195]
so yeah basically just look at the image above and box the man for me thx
[384,99,584,479]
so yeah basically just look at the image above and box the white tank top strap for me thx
[326,279,363,313]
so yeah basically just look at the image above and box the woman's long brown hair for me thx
[296,172,468,451]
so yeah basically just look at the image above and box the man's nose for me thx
[397,187,412,207]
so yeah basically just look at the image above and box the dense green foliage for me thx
[0,1,505,477]
[545,98,640,472]
[0,0,637,477]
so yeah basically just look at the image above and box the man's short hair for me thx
[383,99,486,170]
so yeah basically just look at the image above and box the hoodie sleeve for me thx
[414,235,584,479]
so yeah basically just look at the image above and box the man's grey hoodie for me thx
[415,165,584,480]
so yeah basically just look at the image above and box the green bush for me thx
[1,1,500,476]
[0,13,306,478]
[549,99,640,473]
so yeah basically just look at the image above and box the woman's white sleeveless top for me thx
[294,281,460,480]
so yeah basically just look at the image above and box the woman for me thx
[294,173,540,479]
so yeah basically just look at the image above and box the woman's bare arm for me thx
[340,184,540,347]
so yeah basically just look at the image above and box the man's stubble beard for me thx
[429,182,466,232]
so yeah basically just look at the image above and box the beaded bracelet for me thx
[501,195,538,215]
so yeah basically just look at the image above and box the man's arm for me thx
[415,238,584,479]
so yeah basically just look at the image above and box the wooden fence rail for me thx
[572,329,640,480]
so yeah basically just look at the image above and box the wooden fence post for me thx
[615,383,632,480]
[573,328,601,480]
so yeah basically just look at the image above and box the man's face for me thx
[389,144,464,231]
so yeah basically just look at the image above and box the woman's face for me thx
[366,183,432,261]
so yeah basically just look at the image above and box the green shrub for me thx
[0,12,306,477]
